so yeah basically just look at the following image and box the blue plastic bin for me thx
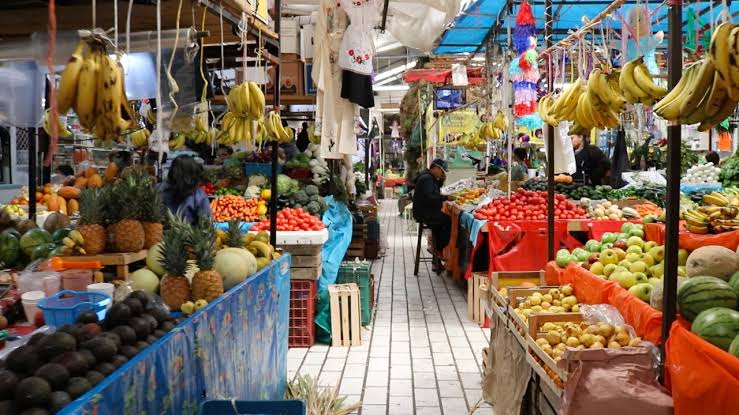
[245,163,283,177]
[198,400,305,415]
[37,290,111,327]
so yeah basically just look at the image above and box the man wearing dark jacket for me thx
[412,158,451,271]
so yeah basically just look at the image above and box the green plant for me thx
[285,374,362,415]
[721,151,739,187]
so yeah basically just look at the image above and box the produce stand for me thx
[60,250,148,281]
[59,255,291,414]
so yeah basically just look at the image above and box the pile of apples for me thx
[533,321,643,361]
[512,284,580,323]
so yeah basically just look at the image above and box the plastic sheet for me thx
[488,221,568,272]
[314,196,354,344]
[665,319,739,415]
[644,222,739,251]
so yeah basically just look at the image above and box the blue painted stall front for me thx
[59,254,292,415]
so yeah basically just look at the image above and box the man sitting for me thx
[412,158,451,272]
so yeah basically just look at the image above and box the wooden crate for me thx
[486,271,544,312]
[278,244,322,255]
[506,286,562,347]
[345,240,366,259]
[278,244,323,280]
[526,313,584,392]
[467,272,488,325]
[352,223,368,238]
[328,283,362,347]
[60,250,147,281]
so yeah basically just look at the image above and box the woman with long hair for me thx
[158,155,211,224]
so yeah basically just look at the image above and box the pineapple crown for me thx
[78,188,105,225]
[158,212,192,277]
[225,221,244,248]
[190,215,217,270]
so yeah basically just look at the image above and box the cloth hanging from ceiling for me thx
[386,0,461,53]
[403,68,485,84]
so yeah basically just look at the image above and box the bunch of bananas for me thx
[683,191,739,234]
[307,123,321,144]
[218,81,267,146]
[458,132,486,150]
[619,57,667,105]
[655,23,739,131]
[129,128,151,148]
[493,110,508,130]
[478,122,503,140]
[189,116,217,145]
[263,110,293,143]
[42,109,72,138]
[57,41,135,143]
[169,132,187,150]
[61,230,87,255]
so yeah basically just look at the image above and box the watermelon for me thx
[51,228,71,244]
[1,229,21,239]
[47,246,67,258]
[729,271,739,297]
[677,276,738,321]
[729,334,739,357]
[31,243,55,261]
[0,232,20,266]
[19,229,52,257]
[691,307,739,351]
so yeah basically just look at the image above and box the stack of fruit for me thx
[684,163,722,184]
[210,195,266,223]
[511,285,581,323]
[477,111,509,140]
[532,321,643,361]
[218,82,266,146]
[473,189,587,221]
[683,191,739,234]
[0,290,175,414]
[584,200,637,221]
[250,208,325,232]
[451,187,486,206]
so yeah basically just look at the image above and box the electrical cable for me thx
[166,0,184,126]
[45,0,58,166]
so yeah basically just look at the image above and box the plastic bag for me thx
[579,304,628,328]
[17,260,61,295]
[0,326,54,360]
[546,123,577,174]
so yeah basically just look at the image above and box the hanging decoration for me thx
[508,0,542,132]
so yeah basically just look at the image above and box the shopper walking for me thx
[572,134,606,185]
[158,155,211,224]
[412,158,451,272]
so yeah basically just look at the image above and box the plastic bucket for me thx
[61,269,93,291]
[37,290,111,327]
[87,283,115,309]
[21,290,46,322]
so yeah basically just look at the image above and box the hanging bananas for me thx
[169,132,187,150]
[217,81,266,147]
[655,23,739,131]
[619,56,667,105]
[56,40,134,144]
[42,109,72,138]
[262,110,292,143]
[129,128,151,148]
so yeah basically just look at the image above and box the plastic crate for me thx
[37,290,111,327]
[199,400,306,415]
[336,261,372,325]
[244,162,283,177]
[289,279,316,348]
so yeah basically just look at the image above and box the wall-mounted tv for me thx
[434,87,466,110]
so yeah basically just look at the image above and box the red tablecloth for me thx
[645,222,739,251]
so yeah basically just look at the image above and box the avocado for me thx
[75,310,99,324]
[33,363,70,390]
[37,333,76,362]
[128,291,152,308]
[84,371,104,387]
[50,352,88,377]
[0,401,15,415]
[56,324,82,340]
[79,323,102,341]
[77,349,97,369]
[135,341,150,352]
[122,298,143,317]
[65,377,91,399]
[82,337,117,362]
[94,362,115,376]
[0,370,18,400]
[110,355,128,369]
[20,408,50,415]
[6,346,40,374]
[119,345,138,359]
[26,333,48,347]
[141,314,158,332]
[111,326,136,345]
[159,321,175,332]
[98,332,122,348]
[105,304,131,327]
[14,377,51,408]
[148,307,170,324]
[145,335,158,344]
[48,391,71,413]
[129,317,150,340]
[153,329,166,339]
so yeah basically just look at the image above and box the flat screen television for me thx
[434,88,466,110]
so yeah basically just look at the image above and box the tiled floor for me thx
[288,200,493,414]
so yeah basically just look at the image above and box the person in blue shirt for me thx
[158,155,211,224]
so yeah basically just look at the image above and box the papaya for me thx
[57,186,81,199]
[74,177,88,188]
[46,194,60,212]
[104,162,118,182]
[67,199,79,216]
[84,167,97,178]
[87,174,103,189]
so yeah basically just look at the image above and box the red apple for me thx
[581,262,592,270]
[588,253,600,264]
[613,240,628,250]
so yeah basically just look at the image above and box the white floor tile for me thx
[388,396,414,414]
[438,380,464,398]
[388,379,413,397]
[442,397,468,414]
[413,371,437,388]
[414,388,440,407]
[362,387,388,405]
[360,405,387,415]
[415,407,442,415]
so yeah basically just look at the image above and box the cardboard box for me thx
[266,54,304,95]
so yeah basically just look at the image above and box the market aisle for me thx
[288,200,493,414]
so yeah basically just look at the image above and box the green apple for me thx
[618,233,630,241]
[619,259,632,269]
[643,241,658,252]
[629,261,648,274]
[585,240,595,251]
[589,241,602,253]
[602,242,613,250]
[621,222,634,234]
[633,271,649,284]
[641,253,655,267]
[573,248,590,263]
[626,236,644,249]
[613,248,626,260]
[629,228,645,239]
[590,262,605,276]
[626,245,643,255]
[600,249,619,265]
[648,246,665,263]
[628,283,653,301]
[650,261,665,279]
[678,249,689,266]
[612,271,637,289]
[603,263,618,277]
[678,266,687,277]
[648,277,661,286]
[614,266,628,274]
[601,232,617,244]
[625,253,641,264]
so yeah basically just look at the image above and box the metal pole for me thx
[545,0,555,261]
[28,128,37,221]
[269,0,282,248]
[661,0,683,378]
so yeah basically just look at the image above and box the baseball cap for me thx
[432,158,449,173]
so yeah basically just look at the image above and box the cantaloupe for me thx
[130,268,160,294]
[650,276,687,311]
[146,243,165,276]
[215,248,257,290]
[686,246,739,281]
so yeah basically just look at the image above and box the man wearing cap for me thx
[412,158,452,272]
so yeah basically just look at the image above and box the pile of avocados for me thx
[0,291,176,414]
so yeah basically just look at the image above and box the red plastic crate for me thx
[289,279,316,348]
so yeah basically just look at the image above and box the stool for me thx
[414,222,439,276]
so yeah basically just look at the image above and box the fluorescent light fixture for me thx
[375,60,418,82]
[376,42,403,53]
[373,74,401,87]
[373,84,410,91]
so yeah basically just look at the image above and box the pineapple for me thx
[190,216,223,302]
[108,174,145,252]
[158,215,192,309]
[76,188,107,255]
[224,221,244,248]
[138,177,165,249]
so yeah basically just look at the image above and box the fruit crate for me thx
[278,244,322,280]
[328,283,362,347]
[506,286,563,348]
[525,313,585,393]
[345,240,366,259]
[488,270,546,311]
[288,279,317,348]
[364,240,379,259]
[467,272,488,326]
[336,261,372,325]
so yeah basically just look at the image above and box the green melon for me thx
[0,232,20,266]
[691,307,739,351]
[729,271,739,297]
[729,334,739,357]
[677,276,738,321]
[1,229,21,239]
[52,228,71,244]
[32,243,55,261]
[19,229,52,257]
[47,246,67,258]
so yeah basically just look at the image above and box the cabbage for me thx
[245,185,261,198]
[248,175,268,187]
[277,174,298,194]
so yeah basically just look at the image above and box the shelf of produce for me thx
[58,256,290,414]
[251,229,329,245]
[60,250,148,280]
[644,221,739,251]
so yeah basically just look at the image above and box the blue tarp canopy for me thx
[433,0,739,55]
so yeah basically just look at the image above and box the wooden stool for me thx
[414,222,438,276]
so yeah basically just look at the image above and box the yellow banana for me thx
[619,57,650,103]
[74,51,99,129]
[678,60,716,117]
[42,109,72,137]
[709,23,734,95]
[57,42,86,114]
[247,82,265,120]
[655,62,701,120]
[632,63,668,100]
